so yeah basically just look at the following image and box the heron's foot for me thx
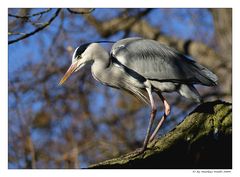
[149,135,157,142]
[132,147,146,157]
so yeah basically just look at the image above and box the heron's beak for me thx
[58,61,78,85]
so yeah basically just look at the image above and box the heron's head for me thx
[59,43,93,85]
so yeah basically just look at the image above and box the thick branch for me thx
[84,9,153,38]
[67,8,95,15]
[90,100,232,169]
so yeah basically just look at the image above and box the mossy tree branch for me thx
[90,100,232,169]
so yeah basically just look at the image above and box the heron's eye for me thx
[78,55,82,60]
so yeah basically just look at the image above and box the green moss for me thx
[89,100,232,169]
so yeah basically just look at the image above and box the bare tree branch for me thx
[8,8,61,45]
[8,8,52,19]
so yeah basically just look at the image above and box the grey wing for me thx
[111,37,218,86]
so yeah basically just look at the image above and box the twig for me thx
[8,8,52,19]
[8,32,26,36]
[8,8,61,45]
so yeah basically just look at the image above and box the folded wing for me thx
[111,37,217,86]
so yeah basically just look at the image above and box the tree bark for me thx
[89,100,232,169]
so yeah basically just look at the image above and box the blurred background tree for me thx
[8,8,231,169]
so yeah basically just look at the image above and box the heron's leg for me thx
[140,87,157,152]
[149,92,170,142]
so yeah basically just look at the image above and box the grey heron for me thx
[59,37,218,153]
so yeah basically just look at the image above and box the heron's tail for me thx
[193,62,218,86]
[183,58,218,86]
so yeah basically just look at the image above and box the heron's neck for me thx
[89,44,113,85]
[91,44,110,69]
